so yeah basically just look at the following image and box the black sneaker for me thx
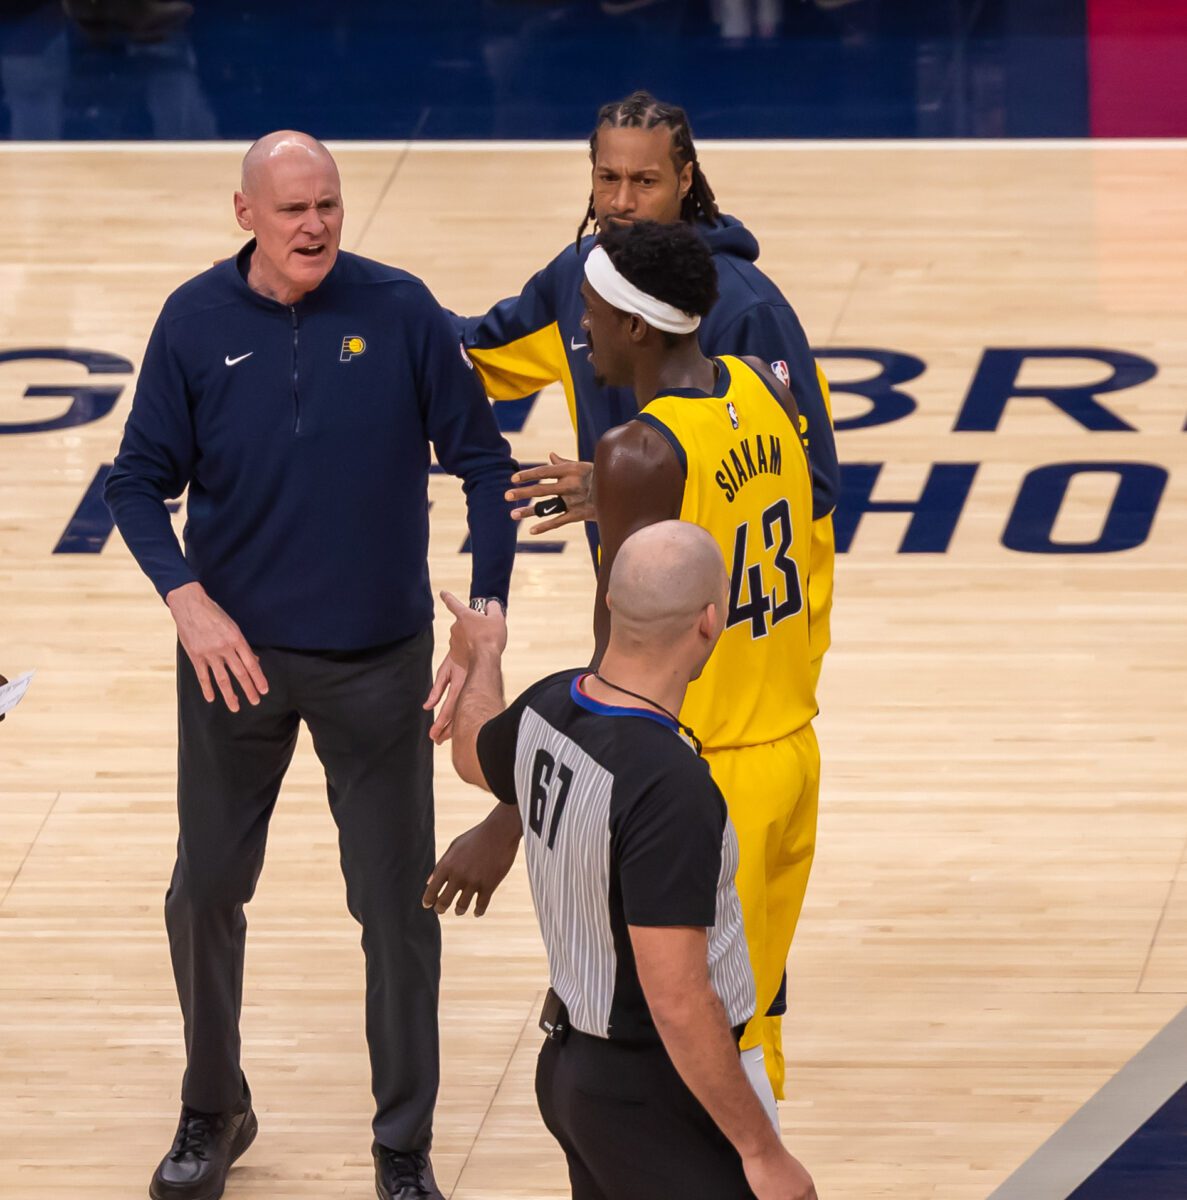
[149,1091,257,1200]
[373,1142,444,1200]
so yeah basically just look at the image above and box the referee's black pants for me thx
[166,630,440,1152]
[536,1030,757,1200]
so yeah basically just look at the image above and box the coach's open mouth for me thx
[295,244,326,257]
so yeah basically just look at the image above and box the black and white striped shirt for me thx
[477,669,755,1042]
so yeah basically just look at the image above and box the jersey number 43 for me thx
[726,498,804,639]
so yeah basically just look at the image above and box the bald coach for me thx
[105,130,517,1200]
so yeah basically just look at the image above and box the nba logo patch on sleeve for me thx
[771,360,790,387]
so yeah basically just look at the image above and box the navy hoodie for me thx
[105,242,517,650]
[459,214,839,523]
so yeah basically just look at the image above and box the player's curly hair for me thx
[576,90,721,247]
[597,220,719,329]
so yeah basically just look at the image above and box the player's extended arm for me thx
[590,422,685,665]
[630,926,818,1200]
[505,453,596,535]
[456,258,567,401]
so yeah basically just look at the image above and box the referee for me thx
[429,521,817,1200]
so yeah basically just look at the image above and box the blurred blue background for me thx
[0,0,1101,141]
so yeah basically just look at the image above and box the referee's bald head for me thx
[608,521,728,655]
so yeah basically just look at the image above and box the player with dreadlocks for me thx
[442,90,836,692]
[455,92,836,604]
[572,95,722,248]
[429,92,839,1108]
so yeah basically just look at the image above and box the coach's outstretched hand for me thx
[423,803,522,917]
[167,581,269,713]
[505,452,595,534]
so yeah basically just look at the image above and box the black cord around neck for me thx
[591,672,703,755]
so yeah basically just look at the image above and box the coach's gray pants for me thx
[166,629,440,1152]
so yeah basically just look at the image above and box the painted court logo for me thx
[8,342,1173,560]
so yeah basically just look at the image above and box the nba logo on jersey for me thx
[726,401,740,429]
[770,360,790,387]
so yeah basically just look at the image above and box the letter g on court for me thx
[0,348,132,435]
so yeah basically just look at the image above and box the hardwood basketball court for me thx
[1,141,1184,1198]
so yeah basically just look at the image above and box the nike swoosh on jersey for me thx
[225,352,253,366]
[570,337,588,350]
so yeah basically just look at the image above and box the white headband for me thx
[584,245,702,335]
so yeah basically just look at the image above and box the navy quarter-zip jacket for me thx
[105,242,517,650]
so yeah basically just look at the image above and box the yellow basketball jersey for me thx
[638,356,817,749]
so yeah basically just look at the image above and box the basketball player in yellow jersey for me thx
[581,219,820,1123]
[424,218,824,1117]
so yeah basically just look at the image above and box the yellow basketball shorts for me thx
[704,724,820,1090]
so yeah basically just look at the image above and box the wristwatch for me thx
[469,597,506,615]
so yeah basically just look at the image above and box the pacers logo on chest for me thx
[340,335,367,362]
